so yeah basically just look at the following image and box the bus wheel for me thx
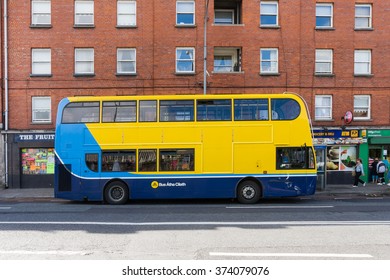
[237,180,261,204]
[104,181,129,205]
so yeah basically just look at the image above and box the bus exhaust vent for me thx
[58,164,72,192]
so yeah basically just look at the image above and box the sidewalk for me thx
[0,183,390,201]
[315,183,390,198]
[0,188,54,200]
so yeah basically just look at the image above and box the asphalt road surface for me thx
[1,197,390,260]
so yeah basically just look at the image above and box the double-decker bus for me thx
[54,93,316,204]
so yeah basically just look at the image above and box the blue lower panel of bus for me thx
[54,168,316,202]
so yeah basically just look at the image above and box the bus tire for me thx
[237,180,261,204]
[104,181,129,205]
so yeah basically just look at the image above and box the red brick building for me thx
[1,0,390,188]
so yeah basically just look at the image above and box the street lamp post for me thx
[203,0,210,95]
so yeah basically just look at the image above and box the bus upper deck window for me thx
[197,99,232,121]
[234,99,269,121]
[271,99,300,120]
[102,101,136,123]
[139,101,157,122]
[62,102,100,123]
[160,100,194,122]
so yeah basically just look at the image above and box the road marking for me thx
[0,250,88,256]
[0,207,11,210]
[226,205,334,209]
[209,252,373,258]
[1,220,390,226]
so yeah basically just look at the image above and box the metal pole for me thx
[203,0,209,95]
[3,0,9,187]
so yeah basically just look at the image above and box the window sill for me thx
[30,74,53,78]
[354,27,374,31]
[116,73,137,76]
[315,73,334,77]
[74,73,95,77]
[30,24,52,29]
[212,24,245,27]
[315,27,335,31]
[212,71,245,74]
[31,121,53,125]
[259,72,280,76]
[260,25,280,29]
[175,72,196,76]
[354,74,373,77]
[73,24,95,28]
[175,24,196,28]
[314,118,334,122]
[116,25,137,29]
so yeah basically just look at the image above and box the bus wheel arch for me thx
[104,180,129,205]
[236,178,262,204]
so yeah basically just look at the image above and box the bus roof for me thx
[63,92,304,102]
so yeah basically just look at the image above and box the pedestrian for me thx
[371,157,379,183]
[353,158,366,188]
[376,158,387,185]
[383,156,390,185]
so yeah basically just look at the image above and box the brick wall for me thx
[3,0,390,130]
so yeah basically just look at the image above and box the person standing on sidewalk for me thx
[353,158,366,188]
[377,158,387,185]
[371,157,379,183]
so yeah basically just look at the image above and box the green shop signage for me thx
[367,130,390,144]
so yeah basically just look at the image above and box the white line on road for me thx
[226,205,334,209]
[1,220,390,226]
[209,252,373,258]
[0,250,88,256]
[0,207,11,210]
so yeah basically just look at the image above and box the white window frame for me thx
[75,0,94,26]
[176,47,195,74]
[117,0,136,27]
[315,95,332,120]
[75,48,94,75]
[117,48,136,74]
[214,54,234,72]
[260,1,278,27]
[354,95,371,120]
[315,49,333,75]
[31,0,51,26]
[32,96,51,123]
[176,0,195,25]
[316,3,333,28]
[31,48,51,75]
[354,50,371,75]
[214,9,234,25]
[213,48,241,72]
[260,48,278,74]
[355,4,372,29]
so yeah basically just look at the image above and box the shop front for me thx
[313,129,364,188]
[6,132,55,189]
[359,129,390,183]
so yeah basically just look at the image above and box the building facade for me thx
[1,0,390,188]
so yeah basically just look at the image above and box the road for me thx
[0,197,390,260]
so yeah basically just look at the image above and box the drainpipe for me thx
[203,0,209,95]
[3,0,9,187]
